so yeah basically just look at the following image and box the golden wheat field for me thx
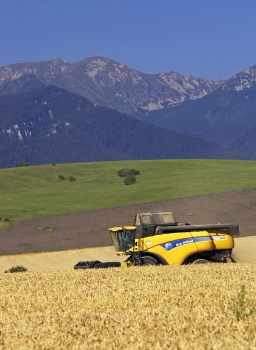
[0,264,256,350]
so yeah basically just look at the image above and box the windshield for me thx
[110,229,135,252]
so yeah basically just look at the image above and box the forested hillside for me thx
[140,65,256,159]
[0,86,240,168]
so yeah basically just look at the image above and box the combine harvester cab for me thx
[74,212,239,269]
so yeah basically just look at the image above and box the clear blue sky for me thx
[0,0,255,79]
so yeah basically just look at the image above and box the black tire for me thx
[141,256,159,266]
[191,258,209,264]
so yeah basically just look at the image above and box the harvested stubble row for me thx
[0,264,256,350]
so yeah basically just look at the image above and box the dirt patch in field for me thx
[0,188,255,255]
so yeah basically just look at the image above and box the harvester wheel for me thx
[141,256,159,266]
[191,258,209,264]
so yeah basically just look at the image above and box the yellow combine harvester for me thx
[74,212,239,269]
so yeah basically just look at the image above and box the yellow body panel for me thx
[147,242,198,265]
[134,230,234,265]
[138,232,198,264]
[209,230,234,250]
[190,231,214,252]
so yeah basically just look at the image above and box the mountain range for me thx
[0,57,223,115]
[0,57,255,167]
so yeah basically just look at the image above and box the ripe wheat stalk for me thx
[0,263,255,349]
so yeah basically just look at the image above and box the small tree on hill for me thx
[128,169,140,175]
[0,217,9,222]
[68,176,76,181]
[117,168,140,177]
[117,168,130,177]
[124,175,136,185]
[5,265,27,273]
[19,162,29,167]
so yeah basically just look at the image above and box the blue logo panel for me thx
[160,236,212,251]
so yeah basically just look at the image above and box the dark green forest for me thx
[0,86,241,168]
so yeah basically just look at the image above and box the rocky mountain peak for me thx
[222,65,256,92]
[0,58,70,86]
[0,57,254,117]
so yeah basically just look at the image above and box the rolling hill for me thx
[1,159,256,221]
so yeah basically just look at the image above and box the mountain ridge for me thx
[0,56,223,115]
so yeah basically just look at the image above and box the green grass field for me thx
[0,159,256,221]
